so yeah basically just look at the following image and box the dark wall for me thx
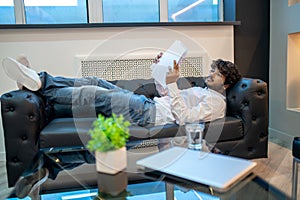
[234,0,270,83]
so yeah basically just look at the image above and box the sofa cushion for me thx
[40,118,149,149]
[40,116,243,149]
[205,117,243,143]
[148,124,183,138]
[146,117,243,142]
[148,117,243,142]
[110,79,159,99]
[109,77,206,98]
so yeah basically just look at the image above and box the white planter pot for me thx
[95,146,127,174]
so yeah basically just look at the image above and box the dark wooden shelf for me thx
[0,21,241,29]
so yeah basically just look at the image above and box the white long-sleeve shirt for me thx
[154,82,226,126]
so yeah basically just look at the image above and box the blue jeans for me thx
[38,72,156,127]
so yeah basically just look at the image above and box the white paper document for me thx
[151,40,188,87]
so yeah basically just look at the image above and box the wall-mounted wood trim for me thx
[0,21,241,29]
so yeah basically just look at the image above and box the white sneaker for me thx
[16,54,31,90]
[2,57,41,91]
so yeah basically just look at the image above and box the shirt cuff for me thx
[167,82,179,98]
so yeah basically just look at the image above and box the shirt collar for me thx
[207,88,226,100]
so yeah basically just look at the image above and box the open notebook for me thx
[137,146,256,192]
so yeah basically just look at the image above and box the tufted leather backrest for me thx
[110,77,206,98]
[225,78,268,157]
[1,90,48,186]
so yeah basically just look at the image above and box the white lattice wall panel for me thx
[78,56,204,80]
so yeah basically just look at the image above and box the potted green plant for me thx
[87,113,131,174]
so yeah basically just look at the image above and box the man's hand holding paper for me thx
[151,40,188,87]
[166,60,180,85]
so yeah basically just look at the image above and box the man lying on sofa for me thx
[2,55,241,198]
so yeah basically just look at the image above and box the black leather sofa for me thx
[1,76,268,190]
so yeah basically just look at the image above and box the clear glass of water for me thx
[185,123,205,151]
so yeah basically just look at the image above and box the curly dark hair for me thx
[211,59,242,89]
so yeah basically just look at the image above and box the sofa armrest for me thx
[1,90,50,187]
[225,78,268,158]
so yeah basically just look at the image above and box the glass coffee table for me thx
[6,140,290,200]
[9,170,287,200]
[6,172,288,200]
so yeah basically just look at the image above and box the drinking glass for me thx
[185,123,205,150]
